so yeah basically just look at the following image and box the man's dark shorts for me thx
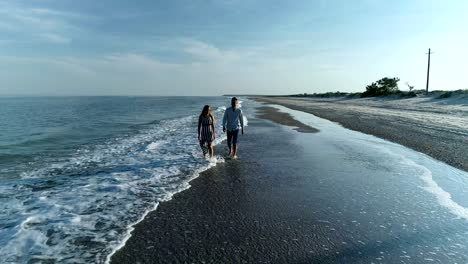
[227,129,239,146]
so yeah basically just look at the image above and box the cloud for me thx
[0,2,84,44]
[0,34,347,96]
[40,33,71,44]
[0,20,16,31]
[0,56,95,76]
[182,39,242,62]
[0,39,344,96]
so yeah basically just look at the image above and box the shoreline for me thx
[105,147,225,263]
[257,106,319,133]
[110,116,326,263]
[253,96,468,172]
[109,103,468,263]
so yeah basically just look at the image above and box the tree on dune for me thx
[362,77,400,97]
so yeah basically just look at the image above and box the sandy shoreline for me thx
[110,117,329,263]
[110,102,468,263]
[254,96,468,172]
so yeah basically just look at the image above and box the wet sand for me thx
[110,117,345,263]
[110,105,468,264]
[257,106,319,133]
[254,96,468,172]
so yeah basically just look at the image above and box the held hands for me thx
[222,127,244,134]
[198,134,201,141]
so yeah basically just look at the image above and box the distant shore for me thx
[225,89,468,100]
[253,96,468,172]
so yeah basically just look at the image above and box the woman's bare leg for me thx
[208,143,214,158]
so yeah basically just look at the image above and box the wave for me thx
[0,100,248,263]
[0,153,32,163]
[0,120,215,262]
[401,158,468,221]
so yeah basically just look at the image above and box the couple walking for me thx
[198,97,245,159]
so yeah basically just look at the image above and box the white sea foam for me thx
[374,143,468,221]
[0,98,250,263]
[414,162,468,220]
[146,141,163,152]
[104,202,159,264]
[266,103,468,222]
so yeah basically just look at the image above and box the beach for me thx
[3,1,468,263]
[110,117,326,263]
[254,96,468,172]
[0,96,234,263]
[111,101,468,263]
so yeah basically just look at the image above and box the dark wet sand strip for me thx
[257,106,319,133]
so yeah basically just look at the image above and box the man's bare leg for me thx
[232,144,238,159]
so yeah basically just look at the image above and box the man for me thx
[222,97,244,159]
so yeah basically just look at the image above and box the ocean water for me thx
[0,96,245,263]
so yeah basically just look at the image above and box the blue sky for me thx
[1,0,467,96]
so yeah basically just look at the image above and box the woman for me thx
[198,105,215,158]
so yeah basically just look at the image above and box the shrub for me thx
[346,92,362,98]
[406,82,415,92]
[362,77,400,97]
[438,92,452,99]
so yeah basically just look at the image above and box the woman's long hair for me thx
[200,105,211,118]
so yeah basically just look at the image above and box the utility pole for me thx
[425,48,434,94]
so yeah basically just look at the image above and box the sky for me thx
[0,0,467,96]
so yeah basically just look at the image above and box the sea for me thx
[0,96,245,263]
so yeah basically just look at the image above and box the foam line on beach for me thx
[409,160,468,220]
[105,101,248,263]
[105,202,159,264]
[369,140,468,221]
[264,103,468,221]
[370,142,468,221]
[104,160,224,264]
